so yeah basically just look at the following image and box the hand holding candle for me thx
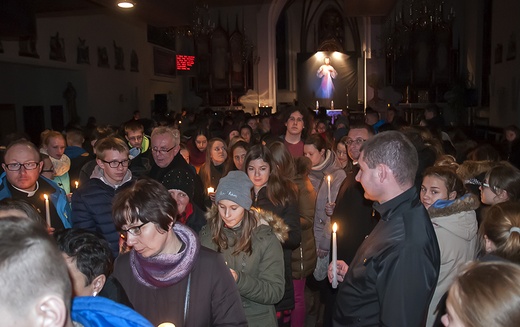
[327,175,332,203]
[43,194,51,227]
[332,222,338,288]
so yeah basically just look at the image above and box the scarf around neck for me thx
[130,223,200,288]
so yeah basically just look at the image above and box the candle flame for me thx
[327,175,331,182]
[44,194,48,200]
[75,181,79,188]
[333,222,338,233]
[207,187,215,193]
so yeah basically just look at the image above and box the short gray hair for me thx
[151,126,181,146]
[360,131,418,187]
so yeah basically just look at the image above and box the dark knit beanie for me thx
[215,171,253,210]
[161,169,195,199]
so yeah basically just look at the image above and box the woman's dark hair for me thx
[54,229,113,285]
[112,178,177,232]
[244,144,297,206]
[225,140,250,173]
[304,133,329,152]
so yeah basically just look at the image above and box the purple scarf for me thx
[130,224,200,288]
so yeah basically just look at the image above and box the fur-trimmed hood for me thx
[428,193,480,218]
[206,205,289,243]
[428,193,479,242]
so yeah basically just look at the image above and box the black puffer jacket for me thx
[71,166,133,256]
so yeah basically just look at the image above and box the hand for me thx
[328,260,348,283]
[317,249,329,258]
[229,268,238,282]
[66,192,73,202]
[46,226,55,235]
[209,192,216,202]
[325,202,335,216]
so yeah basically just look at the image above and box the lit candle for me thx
[332,222,338,288]
[316,100,319,110]
[75,181,79,189]
[331,100,334,110]
[207,187,215,194]
[44,194,51,227]
[327,175,331,203]
[157,323,175,327]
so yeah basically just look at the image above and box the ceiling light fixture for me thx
[117,1,135,9]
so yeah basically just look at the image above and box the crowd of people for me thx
[1,104,520,327]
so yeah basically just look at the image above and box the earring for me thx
[92,291,97,297]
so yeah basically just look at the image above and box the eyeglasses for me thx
[101,159,130,168]
[345,138,367,146]
[481,182,490,188]
[120,222,150,237]
[4,161,39,171]
[151,146,176,155]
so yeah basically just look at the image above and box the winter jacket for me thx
[333,187,440,327]
[252,185,301,312]
[71,296,152,327]
[71,166,133,256]
[113,244,247,327]
[0,173,72,228]
[200,206,287,327]
[425,193,479,327]
[291,163,317,279]
[308,150,346,253]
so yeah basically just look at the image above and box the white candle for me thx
[207,187,215,194]
[327,175,331,203]
[75,181,79,189]
[332,222,338,288]
[44,194,51,227]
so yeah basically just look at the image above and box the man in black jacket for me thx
[330,131,440,326]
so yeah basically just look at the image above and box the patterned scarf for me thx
[130,224,200,288]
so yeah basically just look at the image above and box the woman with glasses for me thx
[71,136,133,257]
[112,178,247,327]
[480,161,520,205]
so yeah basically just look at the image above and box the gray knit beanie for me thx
[215,170,253,210]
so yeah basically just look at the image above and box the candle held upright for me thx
[332,222,338,288]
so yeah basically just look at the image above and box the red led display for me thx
[176,55,195,71]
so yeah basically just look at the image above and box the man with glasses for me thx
[124,120,151,177]
[71,136,133,257]
[148,126,205,209]
[0,139,71,229]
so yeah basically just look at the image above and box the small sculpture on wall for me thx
[50,32,66,62]
[98,46,109,68]
[77,37,89,64]
[113,41,124,70]
[130,49,139,72]
[19,36,39,58]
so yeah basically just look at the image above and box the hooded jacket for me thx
[71,166,133,256]
[425,193,479,327]
[200,206,288,327]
